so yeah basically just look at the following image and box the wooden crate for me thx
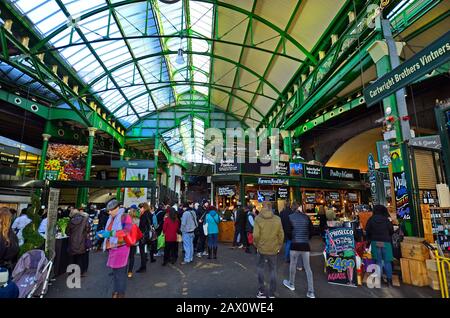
[401,258,411,284]
[401,241,430,261]
[426,259,438,272]
[428,270,439,282]
[429,278,440,291]
[218,221,234,243]
[424,233,435,244]
[421,204,431,219]
[400,258,429,287]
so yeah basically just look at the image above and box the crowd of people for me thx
[0,198,397,298]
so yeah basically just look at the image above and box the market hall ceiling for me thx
[0,0,347,129]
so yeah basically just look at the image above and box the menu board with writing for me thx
[218,185,236,197]
[277,187,289,199]
[325,228,356,287]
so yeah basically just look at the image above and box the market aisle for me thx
[45,237,440,298]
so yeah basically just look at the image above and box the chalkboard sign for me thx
[218,185,236,197]
[277,187,289,199]
[325,228,356,287]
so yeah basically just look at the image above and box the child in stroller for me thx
[12,249,53,298]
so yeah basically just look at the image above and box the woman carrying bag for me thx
[97,200,132,298]
[205,206,220,259]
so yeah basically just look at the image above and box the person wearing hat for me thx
[97,199,132,298]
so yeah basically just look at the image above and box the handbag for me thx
[177,234,183,242]
[247,232,254,245]
[124,224,143,247]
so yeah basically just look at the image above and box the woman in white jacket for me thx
[11,209,31,246]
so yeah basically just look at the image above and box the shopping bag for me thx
[203,223,208,236]
[157,233,165,250]
[247,232,253,245]
[124,224,143,247]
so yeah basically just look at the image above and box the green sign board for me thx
[364,31,450,106]
[44,170,60,181]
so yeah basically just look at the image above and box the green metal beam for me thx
[32,0,316,65]
[242,0,303,124]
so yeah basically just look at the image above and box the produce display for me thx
[45,144,88,181]
[57,217,70,236]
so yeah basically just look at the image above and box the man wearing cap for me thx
[97,199,132,298]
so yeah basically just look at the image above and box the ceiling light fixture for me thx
[176,47,185,65]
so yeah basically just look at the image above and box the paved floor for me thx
[46,237,440,298]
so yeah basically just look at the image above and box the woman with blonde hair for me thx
[0,207,19,274]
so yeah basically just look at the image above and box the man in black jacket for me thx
[280,202,294,262]
[195,200,209,257]
[283,205,315,298]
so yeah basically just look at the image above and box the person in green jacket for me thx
[253,202,284,298]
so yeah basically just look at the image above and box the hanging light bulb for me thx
[176,48,185,65]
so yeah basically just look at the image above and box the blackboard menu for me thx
[325,228,356,287]
[277,187,289,199]
[218,185,236,197]
[0,143,20,175]
[275,161,289,176]
[304,165,322,179]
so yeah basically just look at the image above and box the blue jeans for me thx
[376,246,393,279]
[208,234,218,248]
[112,266,127,295]
[182,232,195,262]
[284,240,291,261]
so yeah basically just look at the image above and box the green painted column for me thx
[77,127,96,207]
[38,133,51,180]
[282,130,293,158]
[367,33,416,236]
[116,148,126,202]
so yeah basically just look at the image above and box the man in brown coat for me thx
[253,202,284,298]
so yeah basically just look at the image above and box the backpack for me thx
[153,210,163,230]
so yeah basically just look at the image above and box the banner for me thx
[323,167,360,181]
[325,228,356,287]
[257,177,288,185]
[364,31,450,106]
[45,143,88,181]
[124,168,149,208]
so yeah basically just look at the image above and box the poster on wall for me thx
[124,168,149,208]
[325,228,357,287]
[290,162,304,177]
[393,171,410,220]
[45,143,88,181]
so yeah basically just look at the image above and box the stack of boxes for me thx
[420,204,435,243]
[400,237,430,287]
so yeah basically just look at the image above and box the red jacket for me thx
[163,217,180,242]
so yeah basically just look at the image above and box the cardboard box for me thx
[401,241,430,261]
[400,258,428,287]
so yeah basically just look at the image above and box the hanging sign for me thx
[328,192,340,201]
[409,135,441,149]
[364,31,450,106]
[44,170,60,181]
[257,190,276,202]
[257,177,288,185]
[277,187,289,199]
[305,192,316,203]
[304,164,322,179]
[111,160,155,168]
[393,171,410,220]
[124,168,149,208]
[218,185,236,197]
[215,160,239,173]
[376,141,391,168]
[275,161,290,175]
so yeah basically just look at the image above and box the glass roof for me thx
[162,115,211,164]
[9,0,213,128]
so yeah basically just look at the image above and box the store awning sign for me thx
[275,161,290,176]
[215,160,239,173]
[111,160,155,169]
[364,31,450,107]
[409,135,441,149]
[257,190,276,202]
[257,178,289,185]
[323,167,360,181]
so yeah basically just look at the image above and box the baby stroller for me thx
[12,249,53,298]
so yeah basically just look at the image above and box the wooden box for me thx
[426,259,438,272]
[428,270,439,282]
[424,233,435,244]
[429,278,440,291]
[400,258,428,287]
[421,204,431,219]
[401,240,430,261]
[218,221,234,243]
